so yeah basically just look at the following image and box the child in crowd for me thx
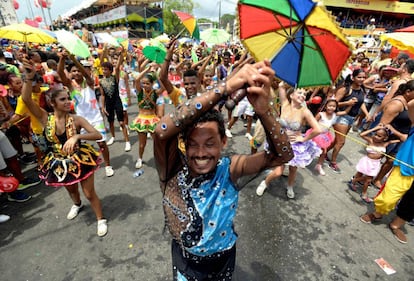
[313,99,351,176]
[348,126,399,203]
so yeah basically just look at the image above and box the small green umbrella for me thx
[54,30,91,58]
[200,28,230,45]
[142,39,166,64]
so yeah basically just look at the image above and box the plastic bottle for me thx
[132,169,144,178]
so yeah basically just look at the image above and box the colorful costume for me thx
[374,127,414,214]
[163,157,238,280]
[39,114,101,186]
[306,112,336,149]
[279,117,321,168]
[355,145,385,177]
[129,89,160,133]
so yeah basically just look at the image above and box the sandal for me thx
[360,195,373,204]
[370,181,382,190]
[389,224,407,244]
[347,180,358,192]
[360,213,382,224]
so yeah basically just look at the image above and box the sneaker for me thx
[256,180,267,196]
[225,129,233,138]
[135,158,142,169]
[147,132,151,139]
[7,191,31,202]
[105,166,114,177]
[329,162,341,173]
[408,219,414,226]
[67,204,83,220]
[286,186,295,199]
[106,137,115,146]
[324,155,331,163]
[0,214,10,223]
[97,219,108,237]
[18,177,41,190]
[314,164,326,176]
[125,142,131,152]
[245,133,253,140]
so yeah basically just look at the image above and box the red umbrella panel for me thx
[238,0,353,87]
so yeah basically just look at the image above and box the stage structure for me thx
[62,0,163,39]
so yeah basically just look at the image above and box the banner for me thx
[322,0,414,14]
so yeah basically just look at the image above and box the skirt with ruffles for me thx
[129,113,160,133]
[288,139,322,168]
[39,143,101,187]
[356,156,381,177]
[305,128,334,149]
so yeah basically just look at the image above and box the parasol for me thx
[54,30,90,58]
[142,39,166,64]
[173,10,200,40]
[380,32,414,54]
[0,23,56,45]
[95,32,120,47]
[200,28,230,45]
[238,0,352,87]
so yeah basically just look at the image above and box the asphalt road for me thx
[1,102,413,281]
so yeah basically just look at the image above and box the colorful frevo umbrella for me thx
[238,0,353,88]
[173,10,200,40]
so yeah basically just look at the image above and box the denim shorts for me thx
[336,114,356,126]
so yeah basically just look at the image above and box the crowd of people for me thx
[0,30,414,279]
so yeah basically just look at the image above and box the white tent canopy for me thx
[61,0,161,19]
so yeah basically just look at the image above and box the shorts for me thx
[0,131,17,170]
[335,114,356,126]
[233,99,254,118]
[171,240,235,281]
[105,98,124,123]
[81,119,106,142]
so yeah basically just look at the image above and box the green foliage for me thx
[220,14,235,30]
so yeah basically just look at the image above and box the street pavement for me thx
[1,102,413,281]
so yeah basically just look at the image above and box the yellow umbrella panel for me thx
[380,32,414,54]
[0,23,56,44]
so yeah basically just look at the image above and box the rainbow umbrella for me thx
[238,0,352,87]
[173,10,200,40]
[380,32,414,54]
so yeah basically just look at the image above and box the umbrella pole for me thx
[176,27,186,38]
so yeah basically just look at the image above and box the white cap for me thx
[370,18,375,22]
[80,60,92,67]
[3,51,13,59]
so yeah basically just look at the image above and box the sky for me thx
[15,0,237,25]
